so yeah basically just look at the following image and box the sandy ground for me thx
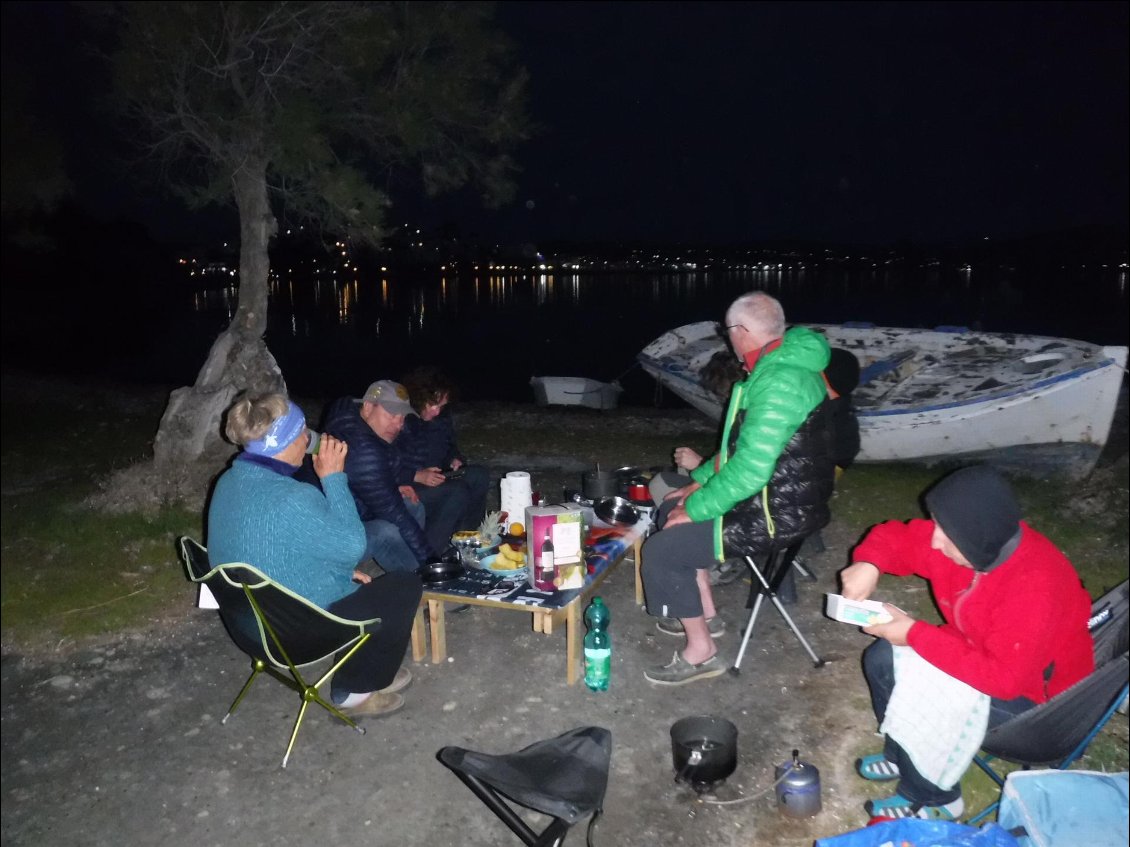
[1,506,910,847]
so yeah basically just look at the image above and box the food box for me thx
[524,504,585,589]
[824,594,893,626]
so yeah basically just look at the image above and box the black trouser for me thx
[327,571,423,700]
[412,464,491,547]
[640,499,716,618]
[863,638,1036,806]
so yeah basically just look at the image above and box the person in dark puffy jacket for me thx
[324,380,437,572]
[642,292,836,686]
[396,367,491,543]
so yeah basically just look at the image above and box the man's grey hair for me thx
[725,292,786,339]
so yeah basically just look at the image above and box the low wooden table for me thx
[411,520,648,685]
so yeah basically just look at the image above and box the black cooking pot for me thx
[582,470,618,500]
[418,549,464,584]
[670,716,738,793]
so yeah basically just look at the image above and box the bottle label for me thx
[536,550,555,590]
[584,647,611,690]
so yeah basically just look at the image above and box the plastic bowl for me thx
[478,553,528,578]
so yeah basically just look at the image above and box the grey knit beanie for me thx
[924,466,1022,571]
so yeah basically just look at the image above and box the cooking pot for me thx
[594,496,640,527]
[418,550,465,584]
[671,715,738,793]
[582,470,618,500]
[625,475,652,503]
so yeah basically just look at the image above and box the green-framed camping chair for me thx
[179,537,380,767]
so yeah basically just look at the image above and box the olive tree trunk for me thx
[152,159,286,471]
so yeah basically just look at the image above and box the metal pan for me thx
[594,496,640,527]
[418,552,465,584]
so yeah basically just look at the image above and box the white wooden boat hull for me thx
[530,376,623,410]
[639,321,1127,477]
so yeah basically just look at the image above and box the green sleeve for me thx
[690,457,717,485]
[684,365,826,522]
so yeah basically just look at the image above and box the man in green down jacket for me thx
[642,292,836,685]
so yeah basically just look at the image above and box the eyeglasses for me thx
[725,324,748,333]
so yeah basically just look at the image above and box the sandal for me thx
[708,559,744,586]
[656,616,727,638]
[856,754,900,782]
[865,794,963,820]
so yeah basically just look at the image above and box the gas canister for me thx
[775,749,822,818]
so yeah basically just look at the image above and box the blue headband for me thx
[244,402,306,457]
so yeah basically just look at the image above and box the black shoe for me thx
[708,559,744,586]
[776,569,798,606]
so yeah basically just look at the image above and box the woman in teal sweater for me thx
[208,393,422,718]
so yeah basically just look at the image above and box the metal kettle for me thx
[775,749,822,818]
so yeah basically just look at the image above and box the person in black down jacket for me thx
[324,380,437,572]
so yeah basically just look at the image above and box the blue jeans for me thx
[863,639,1036,806]
[362,499,426,573]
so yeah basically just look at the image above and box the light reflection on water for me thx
[183,266,1127,402]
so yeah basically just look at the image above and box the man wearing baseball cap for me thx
[839,465,1094,821]
[323,380,437,572]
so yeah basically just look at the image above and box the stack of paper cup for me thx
[500,471,533,523]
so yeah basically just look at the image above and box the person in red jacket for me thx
[839,465,1093,820]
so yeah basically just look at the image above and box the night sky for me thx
[4,1,1128,247]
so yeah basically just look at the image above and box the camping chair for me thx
[437,726,612,847]
[179,537,380,768]
[966,579,1130,824]
[730,535,826,675]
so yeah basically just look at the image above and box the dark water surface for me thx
[10,264,1128,406]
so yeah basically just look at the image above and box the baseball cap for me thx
[357,380,417,416]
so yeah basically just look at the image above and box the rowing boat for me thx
[638,321,1127,477]
[529,376,623,410]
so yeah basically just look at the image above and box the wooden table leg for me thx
[566,600,581,686]
[411,603,426,662]
[428,599,446,664]
[633,537,644,606]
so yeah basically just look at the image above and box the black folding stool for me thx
[438,726,611,847]
[729,537,825,675]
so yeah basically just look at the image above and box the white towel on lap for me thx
[880,645,990,790]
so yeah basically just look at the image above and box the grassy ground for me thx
[1,376,201,650]
[2,373,1126,819]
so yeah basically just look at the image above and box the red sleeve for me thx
[853,519,940,579]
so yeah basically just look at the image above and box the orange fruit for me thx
[509,522,526,537]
